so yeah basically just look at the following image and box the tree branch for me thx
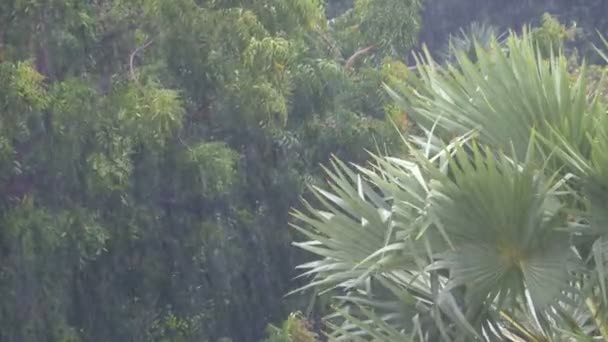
[344,45,376,72]
[129,38,155,83]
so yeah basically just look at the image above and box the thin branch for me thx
[129,38,155,83]
[344,45,376,72]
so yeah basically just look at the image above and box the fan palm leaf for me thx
[291,30,608,341]
[387,30,603,166]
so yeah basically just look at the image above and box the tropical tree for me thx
[291,26,608,341]
[0,0,423,340]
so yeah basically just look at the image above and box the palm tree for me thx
[441,21,506,63]
[290,29,608,341]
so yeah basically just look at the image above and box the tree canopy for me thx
[0,0,421,340]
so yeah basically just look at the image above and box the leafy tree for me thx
[0,0,423,341]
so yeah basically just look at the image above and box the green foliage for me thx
[11,61,49,109]
[0,0,425,341]
[148,310,209,342]
[86,141,133,193]
[443,22,505,63]
[393,28,601,162]
[430,145,571,310]
[186,142,240,198]
[356,0,422,56]
[291,25,608,341]
[302,110,404,166]
[0,61,48,143]
[264,312,317,342]
[119,82,186,145]
[331,0,422,58]
[530,13,579,58]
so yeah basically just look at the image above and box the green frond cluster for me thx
[186,142,240,198]
[293,23,608,341]
[395,29,603,161]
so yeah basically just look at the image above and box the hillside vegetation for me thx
[1,0,607,341]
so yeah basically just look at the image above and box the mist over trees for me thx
[1,0,607,341]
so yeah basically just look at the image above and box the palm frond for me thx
[291,28,608,342]
[389,30,602,165]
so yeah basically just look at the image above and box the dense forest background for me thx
[0,0,606,341]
